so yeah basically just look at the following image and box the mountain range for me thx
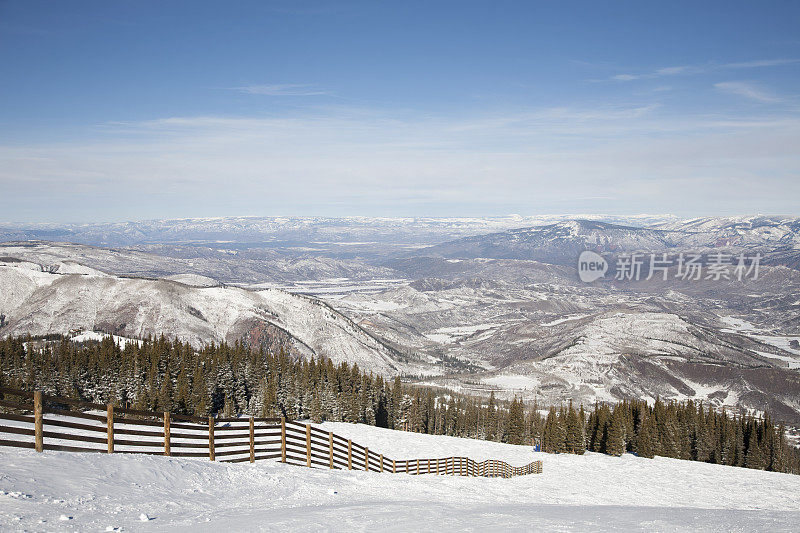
[1,214,799,422]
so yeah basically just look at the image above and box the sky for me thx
[1,0,799,223]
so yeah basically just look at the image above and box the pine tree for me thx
[605,406,626,456]
[505,397,526,445]
[565,401,584,454]
[633,411,656,459]
[486,391,498,441]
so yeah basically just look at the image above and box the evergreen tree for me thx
[505,397,526,445]
[605,406,626,456]
[2,334,799,476]
[565,401,584,454]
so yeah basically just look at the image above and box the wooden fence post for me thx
[328,432,334,469]
[347,439,352,470]
[280,418,286,463]
[33,391,43,453]
[106,403,114,454]
[416,459,420,475]
[364,447,369,471]
[208,416,215,461]
[435,458,439,475]
[249,416,255,463]
[163,412,171,456]
[380,454,384,473]
[392,459,396,474]
[306,424,312,468]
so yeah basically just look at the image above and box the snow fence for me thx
[0,386,542,478]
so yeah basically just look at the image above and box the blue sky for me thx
[1,1,799,222]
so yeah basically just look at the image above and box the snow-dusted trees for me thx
[1,334,798,474]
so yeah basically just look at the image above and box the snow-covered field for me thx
[1,423,799,532]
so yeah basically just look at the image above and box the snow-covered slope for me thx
[473,310,800,420]
[655,215,800,248]
[415,216,800,268]
[416,220,685,264]
[0,423,798,531]
[0,263,404,375]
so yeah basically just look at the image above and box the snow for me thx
[0,263,405,376]
[540,313,591,327]
[0,423,799,531]
[334,297,407,312]
[423,324,502,344]
[720,316,759,332]
[70,330,143,349]
[481,375,542,391]
[53,261,108,277]
[721,316,800,358]
[163,274,220,287]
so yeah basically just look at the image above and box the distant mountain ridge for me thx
[0,214,680,248]
[413,216,800,268]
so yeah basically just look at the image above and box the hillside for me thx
[1,423,798,531]
[415,216,800,269]
[0,262,406,375]
[472,311,800,422]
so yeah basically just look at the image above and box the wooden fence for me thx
[0,387,542,477]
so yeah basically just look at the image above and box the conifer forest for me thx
[1,335,798,475]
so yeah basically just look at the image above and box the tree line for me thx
[1,335,797,474]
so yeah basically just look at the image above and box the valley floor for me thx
[1,423,799,532]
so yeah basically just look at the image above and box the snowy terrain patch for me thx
[423,324,502,344]
[0,423,799,531]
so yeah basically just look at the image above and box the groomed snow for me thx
[1,423,799,531]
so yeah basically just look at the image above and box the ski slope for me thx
[1,423,799,532]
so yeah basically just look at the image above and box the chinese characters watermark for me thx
[577,251,761,283]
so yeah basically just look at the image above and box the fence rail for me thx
[0,386,542,477]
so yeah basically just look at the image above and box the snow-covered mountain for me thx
[472,311,800,421]
[0,214,679,248]
[414,220,684,265]
[414,216,800,268]
[2,214,799,422]
[655,215,800,247]
[0,261,407,375]
[0,241,397,285]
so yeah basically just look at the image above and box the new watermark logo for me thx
[577,251,761,283]
[578,251,608,282]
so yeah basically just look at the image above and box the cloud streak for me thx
[2,103,799,221]
[235,84,330,96]
[610,58,798,82]
[714,81,783,103]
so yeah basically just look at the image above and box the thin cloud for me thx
[2,103,799,221]
[725,58,798,69]
[611,65,699,81]
[714,81,783,103]
[610,58,797,82]
[235,84,330,96]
